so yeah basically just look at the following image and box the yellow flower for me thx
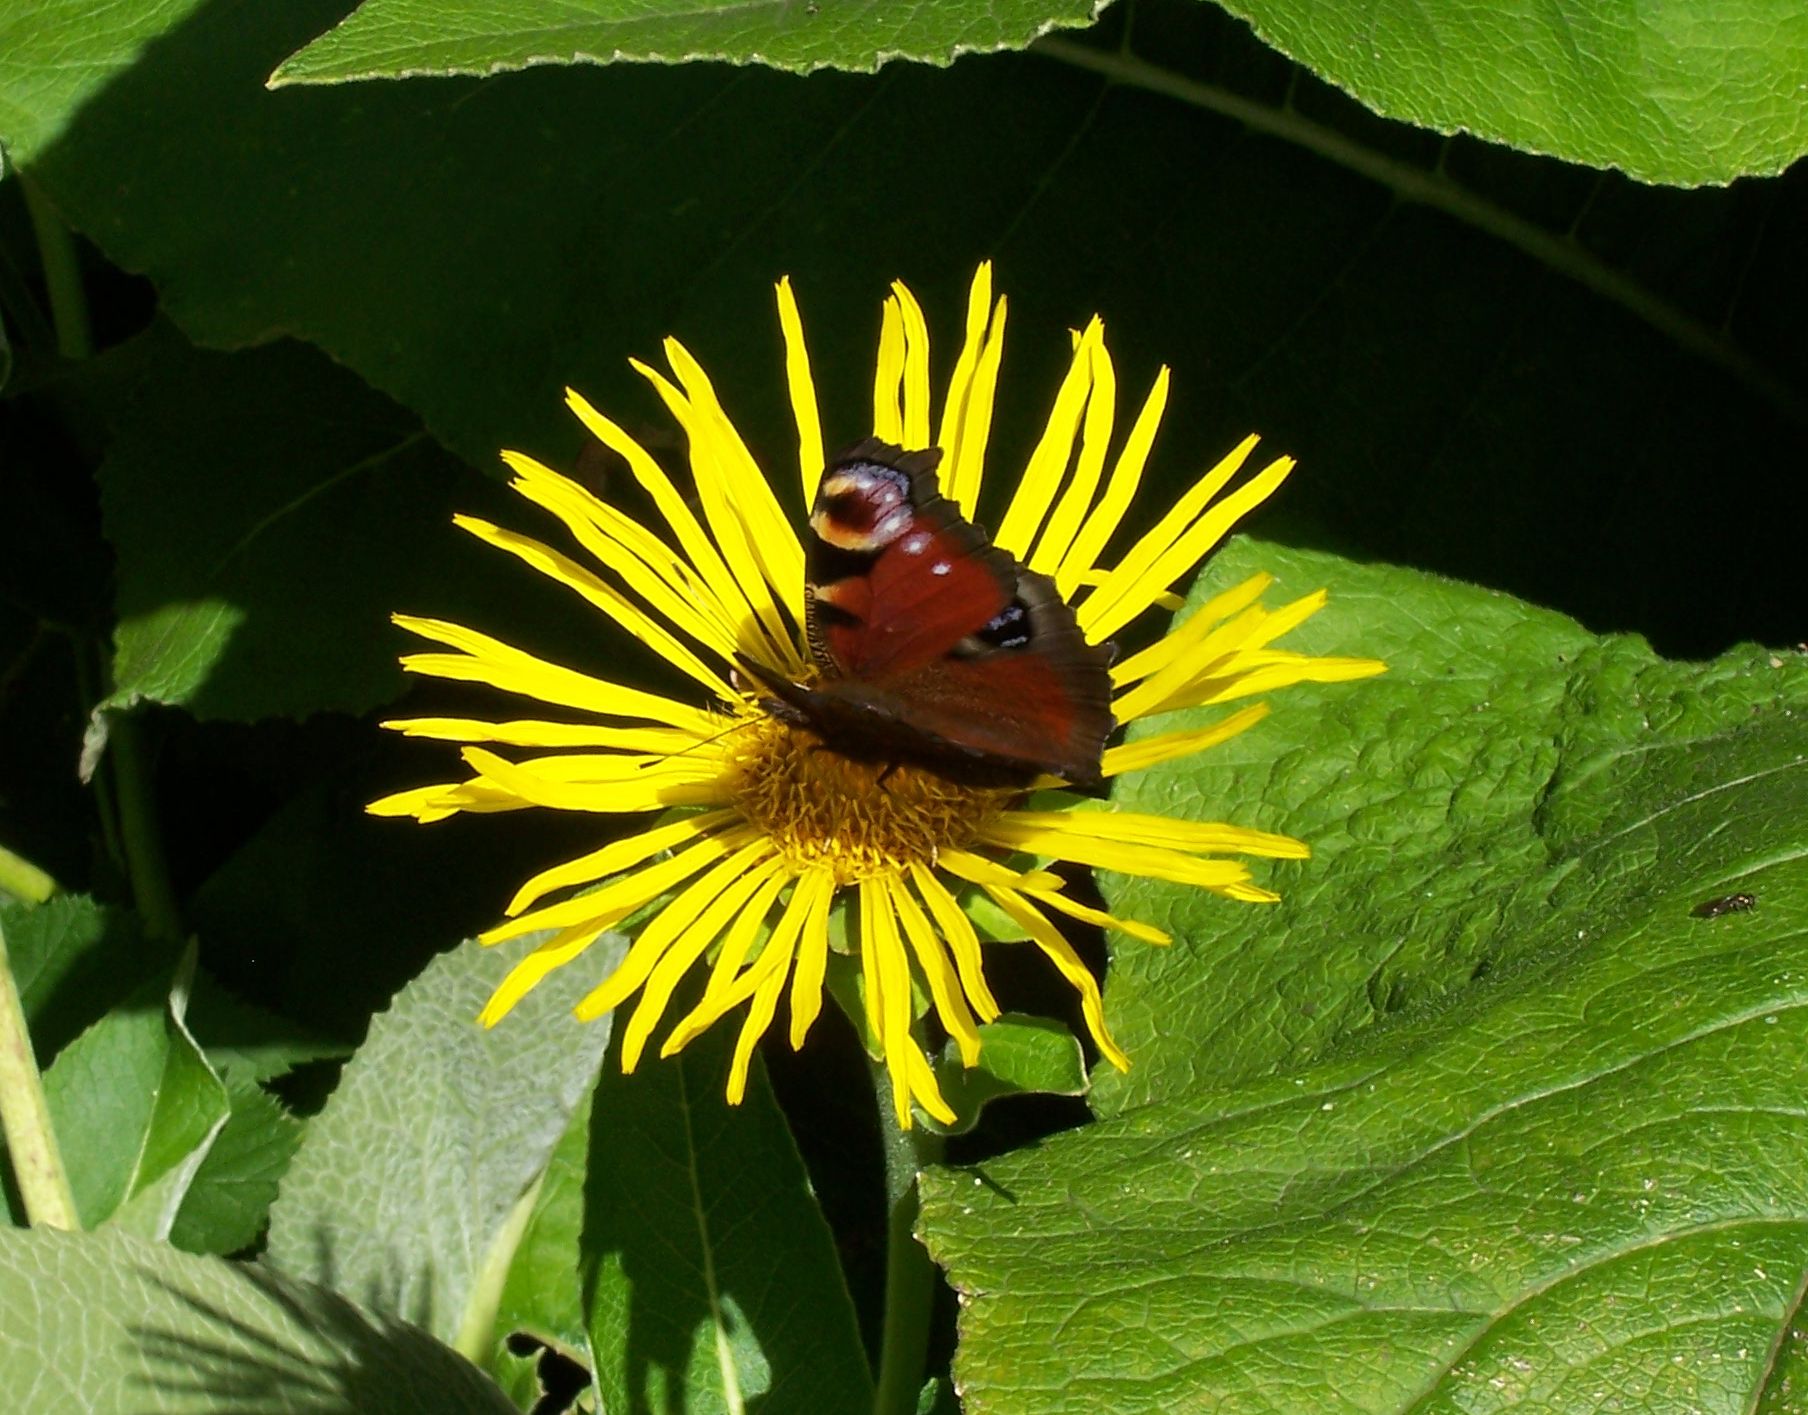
[370,266,1384,1128]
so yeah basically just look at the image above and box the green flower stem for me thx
[108,712,182,943]
[872,1061,945,1415]
[0,915,79,1229]
[0,845,57,905]
[19,174,92,361]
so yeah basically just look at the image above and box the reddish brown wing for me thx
[742,439,1114,787]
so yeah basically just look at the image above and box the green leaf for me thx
[491,1092,592,1368]
[0,1226,515,1413]
[0,0,209,165]
[168,1077,304,1255]
[0,892,160,1062]
[585,1030,874,1413]
[1211,0,1808,185]
[28,1,1807,663]
[929,1014,1086,1135]
[272,0,1103,85]
[919,543,1808,1412]
[264,929,624,1348]
[34,960,229,1235]
[94,338,488,728]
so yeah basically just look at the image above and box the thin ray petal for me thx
[1029,335,1114,575]
[394,615,718,732]
[872,297,905,444]
[777,277,826,505]
[891,280,933,451]
[787,871,837,1048]
[983,887,1129,1070]
[908,864,1000,1022]
[573,840,776,1023]
[1059,366,1169,594]
[505,808,740,916]
[1098,705,1270,777]
[621,857,787,1068]
[993,319,1099,557]
[1021,886,1170,945]
[483,825,758,944]
[888,875,981,1065]
[948,294,1006,516]
[1075,433,1258,641]
[935,263,993,497]
[455,516,733,699]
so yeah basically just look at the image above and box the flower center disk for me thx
[727,711,1010,882]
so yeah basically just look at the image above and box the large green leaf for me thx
[1210,0,1808,185]
[95,337,496,727]
[273,0,1103,84]
[264,928,623,1348]
[0,892,159,1061]
[919,542,1808,1412]
[32,960,229,1237]
[0,1227,515,1412]
[0,0,207,165]
[585,1031,874,1413]
[26,0,1807,675]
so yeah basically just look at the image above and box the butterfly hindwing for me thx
[741,439,1115,787]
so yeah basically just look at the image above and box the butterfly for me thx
[736,438,1115,789]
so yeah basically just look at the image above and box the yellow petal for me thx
[1029,334,1114,577]
[565,389,799,671]
[1098,705,1271,778]
[1058,365,1169,596]
[948,294,1007,517]
[662,868,830,1055]
[1075,434,1259,642]
[631,350,801,665]
[480,927,608,1026]
[726,949,790,1106]
[500,450,742,657]
[888,875,981,1065]
[484,825,757,944]
[787,871,837,1048]
[505,807,741,916]
[776,276,826,506]
[936,848,1063,895]
[873,296,905,445]
[864,878,915,1128]
[393,614,717,733]
[936,263,993,501]
[999,808,1308,859]
[572,839,777,1023]
[620,857,787,1068]
[457,746,726,816]
[976,817,1264,893]
[982,887,1130,1071]
[1083,448,1294,643]
[907,863,1001,1022]
[379,717,702,753]
[891,280,933,451]
[905,1046,957,1126]
[1110,573,1274,688]
[454,515,734,700]
[993,318,1099,558]
[1021,886,1170,945]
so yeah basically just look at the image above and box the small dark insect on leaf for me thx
[1691,892,1756,919]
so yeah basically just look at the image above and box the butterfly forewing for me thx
[746,438,1114,787]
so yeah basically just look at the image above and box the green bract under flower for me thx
[371,265,1384,1127]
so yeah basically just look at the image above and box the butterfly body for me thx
[738,440,1114,789]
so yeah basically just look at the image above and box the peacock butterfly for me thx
[737,438,1115,789]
